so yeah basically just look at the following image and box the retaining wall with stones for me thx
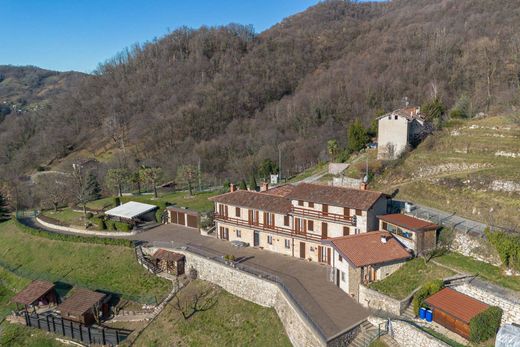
[450,231,501,266]
[358,285,414,316]
[391,320,449,347]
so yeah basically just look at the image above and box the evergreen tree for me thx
[347,119,369,153]
[248,175,258,191]
[239,179,247,190]
[86,173,102,200]
[0,192,10,222]
[422,97,445,122]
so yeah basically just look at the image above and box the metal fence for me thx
[23,311,131,346]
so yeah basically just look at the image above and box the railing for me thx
[214,214,322,242]
[292,206,354,225]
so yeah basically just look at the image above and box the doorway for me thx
[253,231,260,247]
[299,242,306,258]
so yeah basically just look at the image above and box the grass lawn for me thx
[0,267,30,320]
[434,252,520,292]
[287,162,327,183]
[132,280,291,347]
[41,208,86,227]
[0,322,65,347]
[0,220,170,304]
[369,258,455,299]
[87,190,219,213]
[368,338,388,347]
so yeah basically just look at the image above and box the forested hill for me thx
[0,65,83,117]
[1,0,520,185]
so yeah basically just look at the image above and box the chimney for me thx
[359,182,368,191]
[230,183,237,192]
[260,182,269,192]
[380,235,388,244]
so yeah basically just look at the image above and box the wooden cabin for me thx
[12,280,58,312]
[152,249,185,276]
[425,288,489,339]
[57,288,109,325]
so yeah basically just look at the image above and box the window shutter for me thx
[321,222,328,239]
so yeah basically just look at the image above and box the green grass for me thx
[87,190,218,213]
[421,326,466,347]
[368,338,389,347]
[0,322,64,347]
[41,208,86,227]
[0,220,170,304]
[287,162,327,183]
[0,268,30,320]
[369,258,455,299]
[434,252,520,292]
[133,280,291,347]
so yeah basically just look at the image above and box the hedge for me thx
[413,279,444,315]
[90,217,106,230]
[485,228,520,271]
[38,214,70,227]
[469,306,503,342]
[13,218,133,247]
[105,219,116,231]
[114,221,132,232]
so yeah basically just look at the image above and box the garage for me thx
[167,206,199,229]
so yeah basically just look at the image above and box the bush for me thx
[105,219,116,231]
[114,221,132,232]
[469,306,503,342]
[412,279,444,315]
[85,212,94,219]
[113,197,121,207]
[155,209,164,223]
[485,228,520,272]
[90,217,106,230]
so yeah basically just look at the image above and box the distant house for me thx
[377,107,431,160]
[105,201,158,223]
[322,231,411,299]
[378,214,439,255]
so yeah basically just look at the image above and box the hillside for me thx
[1,0,520,190]
[372,114,520,230]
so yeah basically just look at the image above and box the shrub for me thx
[113,197,121,207]
[114,221,131,232]
[90,217,106,230]
[412,279,444,315]
[485,228,520,271]
[105,219,116,231]
[155,209,164,223]
[224,254,236,262]
[85,212,94,219]
[469,306,503,342]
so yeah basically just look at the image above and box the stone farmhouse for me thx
[377,106,431,160]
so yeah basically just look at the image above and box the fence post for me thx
[116,330,120,344]
[61,317,65,336]
[70,321,74,339]
[102,327,106,345]
[46,315,51,332]
[79,323,83,342]
[52,315,56,332]
[88,326,92,344]
[36,313,41,329]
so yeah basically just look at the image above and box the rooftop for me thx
[287,183,385,210]
[105,201,158,219]
[152,249,185,262]
[263,184,296,197]
[57,288,106,316]
[378,214,439,232]
[324,231,411,267]
[425,287,489,323]
[209,190,292,214]
[12,280,55,306]
[378,107,426,122]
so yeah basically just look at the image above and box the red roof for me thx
[324,231,411,267]
[378,214,438,232]
[425,288,489,323]
[209,190,292,214]
[12,280,55,305]
[57,288,106,316]
[153,249,185,262]
[263,184,296,197]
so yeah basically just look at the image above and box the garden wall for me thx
[450,231,501,266]
[358,285,415,316]
[390,320,449,347]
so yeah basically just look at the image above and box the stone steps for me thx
[402,305,415,320]
[349,321,380,347]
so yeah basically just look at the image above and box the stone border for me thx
[36,216,137,237]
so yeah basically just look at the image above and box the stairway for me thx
[402,305,416,320]
[380,334,401,347]
[349,321,380,347]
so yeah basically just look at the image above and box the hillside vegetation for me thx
[1,0,520,187]
[372,114,520,229]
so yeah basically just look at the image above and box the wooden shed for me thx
[12,280,58,312]
[425,287,489,339]
[152,249,185,275]
[167,206,199,229]
[57,288,109,326]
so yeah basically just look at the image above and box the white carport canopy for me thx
[105,201,158,219]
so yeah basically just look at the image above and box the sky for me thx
[1,0,322,73]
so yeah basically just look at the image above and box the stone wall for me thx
[145,246,331,347]
[390,320,449,347]
[358,285,413,316]
[451,279,520,325]
[450,231,501,266]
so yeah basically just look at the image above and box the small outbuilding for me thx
[166,206,199,228]
[105,201,158,223]
[152,249,185,275]
[57,288,109,325]
[425,287,489,339]
[12,280,58,312]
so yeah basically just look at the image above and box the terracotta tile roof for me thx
[324,231,411,267]
[262,184,296,197]
[425,288,489,323]
[57,288,106,317]
[153,249,185,262]
[378,107,425,122]
[209,190,292,214]
[287,183,385,210]
[378,214,439,232]
[12,280,55,305]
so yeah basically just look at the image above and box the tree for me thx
[177,165,196,196]
[86,173,102,201]
[0,191,10,222]
[35,173,71,213]
[70,165,98,218]
[239,179,247,190]
[258,159,278,180]
[106,168,130,197]
[450,95,471,119]
[347,120,369,153]
[140,166,163,198]
[248,175,258,191]
[327,139,339,161]
[421,98,445,123]
[130,171,142,194]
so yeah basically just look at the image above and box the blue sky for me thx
[1,0,322,73]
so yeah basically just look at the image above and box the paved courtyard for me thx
[132,224,369,340]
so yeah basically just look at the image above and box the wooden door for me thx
[318,246,323,263]
[327,248,331,265]
[171,211,178,224]
[187,215,198,228]
[178,212,186,226]
[322,204,329,216]
[300,242,306,258]
[321,222,328,239]
[254,231,260,246]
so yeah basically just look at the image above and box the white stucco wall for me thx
[377,115,410,159]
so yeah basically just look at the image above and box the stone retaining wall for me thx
[36,217,136,237]
[144,246,330,347]
[358,285,414,316]
[391,320,449,347]
[451,231,501,266]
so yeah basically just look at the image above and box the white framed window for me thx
[236,229,241,238]
[267,235,273,245]
[341,271,346,282]
[285,239,290,249]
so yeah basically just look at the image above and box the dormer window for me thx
[394,115,398,120]
[298,200,304,206]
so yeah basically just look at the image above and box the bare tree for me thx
[35,173,71,212]
[140,166,163,198]
[177,165,196,196]
[172,284,218,320]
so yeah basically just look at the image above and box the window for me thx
[264,212,274,228]
[344,207,350,219]
[285,239,290,249]
[308,220,314,231]
[382,221,388,231]
[338,255,343,262]
[267,235,273,245]
[298,200,304,206]
[343,226,350,236]
[394,115,398,120]
[321,222,328,239]
[235,207,241,217]
[388,115,391,120]
[308,202,314,208]
[322,204,329,216]
[341,271,346,282]
[236,229,241,238]
[284,215,290,226]
[355,209,362,216]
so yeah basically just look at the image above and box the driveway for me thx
[132,224,368,340]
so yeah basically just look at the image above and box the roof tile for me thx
[425,288,489,323]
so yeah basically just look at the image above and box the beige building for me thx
[323,231,411,300]
[210,183,388,264]
[377,107,430,160]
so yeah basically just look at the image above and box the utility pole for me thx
[197,158,202,192]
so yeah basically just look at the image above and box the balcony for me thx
[291,206,355,225]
